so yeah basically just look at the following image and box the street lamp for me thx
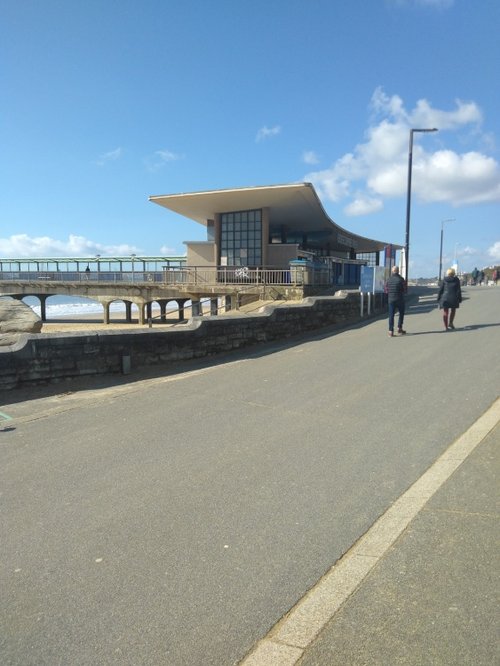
[95,253,101,278]
[404,127,438,283]
[453,242,461,272]
[439,218,455,283]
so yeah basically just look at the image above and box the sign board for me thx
[374,266,387,293]
[360,266,374,293]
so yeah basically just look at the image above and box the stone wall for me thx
[0,292,384,390]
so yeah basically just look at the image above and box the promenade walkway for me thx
[1,286,498,665]
[243,403,500,666]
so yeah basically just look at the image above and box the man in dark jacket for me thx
[386,265,406,337]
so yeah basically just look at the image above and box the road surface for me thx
[1,286,499,665]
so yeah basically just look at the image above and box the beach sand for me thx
[38,300,287,334]
[40,309,185,334]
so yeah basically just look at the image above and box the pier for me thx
[0,255,335,324]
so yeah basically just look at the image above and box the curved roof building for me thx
[150,182,399,269]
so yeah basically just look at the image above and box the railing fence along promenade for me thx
[0,264,343,324]
[0,265,327,286]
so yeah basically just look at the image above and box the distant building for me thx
[150,183,400,276]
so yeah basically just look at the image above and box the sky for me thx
[1,0,499,278]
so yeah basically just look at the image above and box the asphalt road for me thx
[1,286,499,665]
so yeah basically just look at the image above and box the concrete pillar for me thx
[159,300,168,322]
[210,298,218,316]
[137,303,145,325]
[192,300,201,316]
[177,300,185,320]
[125,301,133,323]
[39,295,48,322]
[146,302,152,319]
[103,302,110,324]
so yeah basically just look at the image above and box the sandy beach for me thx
[38,300,286,334]
[39,308,186,334]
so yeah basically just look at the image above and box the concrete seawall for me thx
[0,292,385,390]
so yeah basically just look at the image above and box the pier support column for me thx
[103,302,110,324]
[158,300,168,322]
[39,295,48,322]
[230,294,239,311]
[192,300,202,316]
[146,302,152,320]
[210,298,218,316]
[177,300,186,321]
[138,303,146,325]
[125,301,133,323]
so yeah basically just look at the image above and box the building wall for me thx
[186,242,215,267]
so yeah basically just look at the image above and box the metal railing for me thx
[0,265,337,287]
[0,271,165,283]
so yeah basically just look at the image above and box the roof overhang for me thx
[149,182,400,253]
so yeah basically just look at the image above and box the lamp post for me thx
[439,218,455,283]
[404,127,438,283]
[95,253,101,279]
[453,242,461,273]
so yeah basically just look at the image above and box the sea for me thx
[22,295,141,319]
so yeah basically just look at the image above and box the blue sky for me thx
[1,0,499,277]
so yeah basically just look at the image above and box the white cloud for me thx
[144,149,183,172]
[305,88,500,215]
[487,241,500,261]
[343,197,384,217]
[256,125,281,142]
[302,150,319,165]
[160,244,182,255]
[0,234,141,257]
[95,147,122,166]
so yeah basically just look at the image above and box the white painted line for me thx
[239,397,500,665]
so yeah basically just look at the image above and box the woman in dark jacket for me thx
[438,268,462,330]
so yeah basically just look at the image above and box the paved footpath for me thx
[1,286,499,665]
[242,403,500,666]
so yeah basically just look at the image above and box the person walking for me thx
[437,267,462,330]
[386,265,406,337]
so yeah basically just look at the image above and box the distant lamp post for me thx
[131,253,136,282]
[95,253,101,278]
[438,218,455,283]
[453,242,461,273]
[404,127,438,283]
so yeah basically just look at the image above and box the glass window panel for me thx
[255,210,261,222]
[241,211,248,223]
[235,212,241,223]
